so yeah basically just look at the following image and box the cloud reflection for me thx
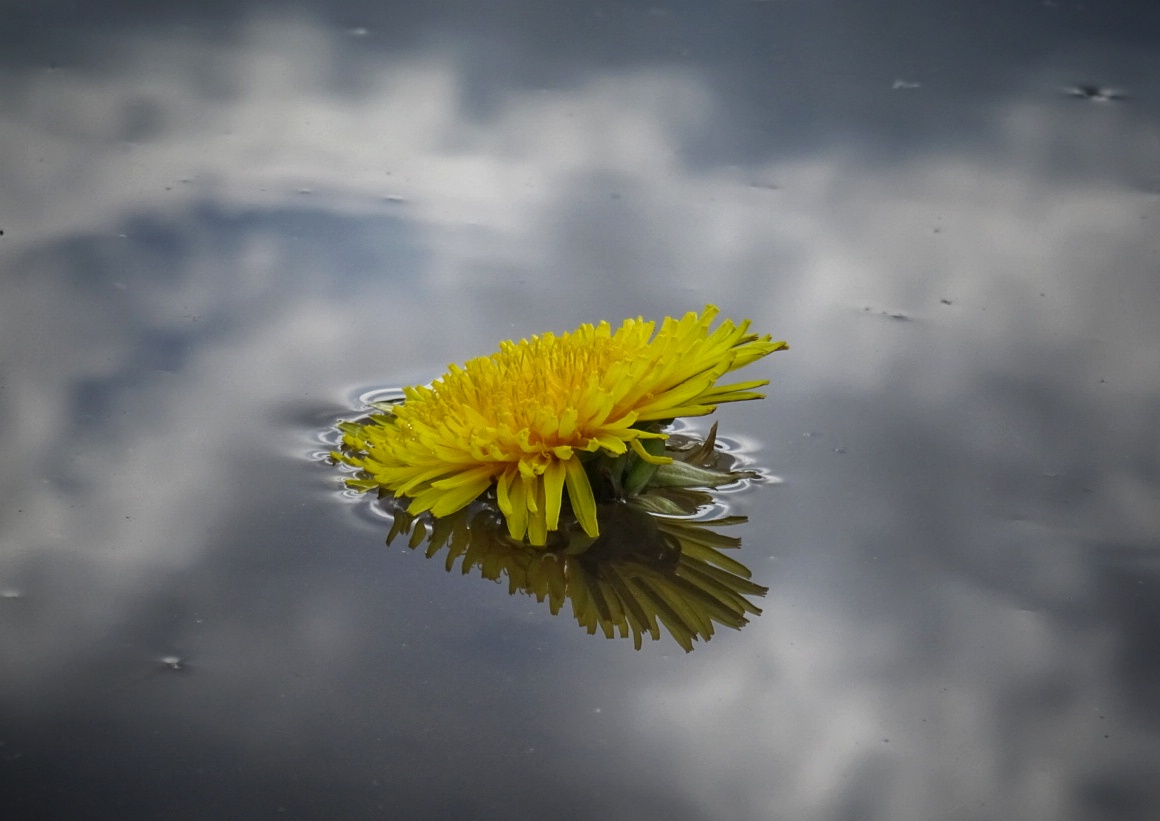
[1,8,1159,820]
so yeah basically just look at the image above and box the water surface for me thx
[3,2,1160,818]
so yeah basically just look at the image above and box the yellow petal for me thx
[543,457,567,530]
[564,456,599,538]
[630,437,674,465]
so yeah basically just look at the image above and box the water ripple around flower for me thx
[333,305,787,545]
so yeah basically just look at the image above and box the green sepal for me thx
[646,460,751,489]
[626,492,699,516]
[623,437,667,496]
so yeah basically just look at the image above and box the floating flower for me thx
[334,305,786,545]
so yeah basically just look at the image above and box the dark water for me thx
[3,2,1160,819]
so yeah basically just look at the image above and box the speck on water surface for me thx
[1067,84,1126,102]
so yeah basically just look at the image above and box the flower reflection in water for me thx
[360,425,771,651]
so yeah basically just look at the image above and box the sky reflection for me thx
[2,4,1160,819]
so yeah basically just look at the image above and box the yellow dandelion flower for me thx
[335,305,787,545]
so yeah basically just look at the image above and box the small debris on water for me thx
[1067,84,1126,102]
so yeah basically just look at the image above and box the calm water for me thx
[3,2,1160,819]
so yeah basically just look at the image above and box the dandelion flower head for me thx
[336,305,786,545]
